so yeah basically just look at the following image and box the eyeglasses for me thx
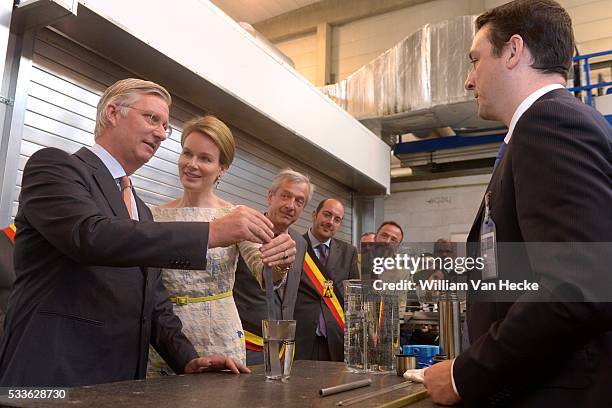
[122,106,172,137]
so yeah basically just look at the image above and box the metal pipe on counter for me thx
[319,379,372,397]
[336,381,415,406]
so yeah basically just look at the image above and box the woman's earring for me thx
[215,175,221,188]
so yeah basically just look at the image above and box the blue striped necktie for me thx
[493,142,508,170]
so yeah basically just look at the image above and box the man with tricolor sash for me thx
[233,169,312,365]
[294,199,359,361]
[0,224,16,339]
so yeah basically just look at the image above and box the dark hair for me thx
[376,221,404,241]
[315,198,343,213]
[476,0,574,79]
[315,199,328,213]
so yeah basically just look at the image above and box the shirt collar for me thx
[505,84,565,144]
[89,144,128,181]
[308,229,331,248]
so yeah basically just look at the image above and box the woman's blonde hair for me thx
[181,115,235,168]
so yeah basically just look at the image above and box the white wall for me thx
[275,33,317,83]
[384,174,490,242]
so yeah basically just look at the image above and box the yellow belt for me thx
[170,291,232,306]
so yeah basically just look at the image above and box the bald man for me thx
[294,198,358,361]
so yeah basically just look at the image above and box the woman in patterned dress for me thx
[148,115,294,376]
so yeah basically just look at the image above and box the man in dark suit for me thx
[0,78,296,387]
[294,198,359,361]
[234,169,311,365]
[424,1,612,406]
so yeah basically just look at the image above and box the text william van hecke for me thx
[373,279,539,291]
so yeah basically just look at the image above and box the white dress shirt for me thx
[504,83,565,143]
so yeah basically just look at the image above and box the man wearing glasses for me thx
[234,169,312,365]
[0,78,290,387]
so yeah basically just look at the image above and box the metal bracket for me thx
[0,96,14,107]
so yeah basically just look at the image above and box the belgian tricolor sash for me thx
[2,224,15,243]
[244,330,295,359]
[244,330,264,352]
[303,246,345,333]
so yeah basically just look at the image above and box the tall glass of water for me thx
[262,319,296,381]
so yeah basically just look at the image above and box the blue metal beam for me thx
[394,133,505,155]
[573,50,612,60]
[567,81,612,93]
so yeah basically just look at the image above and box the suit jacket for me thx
[454,89,612,407]
[0,147,210,387]
[293,233,358,361]
[0,229,14,340]
[233,228,307,339]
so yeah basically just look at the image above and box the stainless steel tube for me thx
[438,292,462,359]
[319,378,372,397]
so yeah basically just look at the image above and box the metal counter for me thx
[0,361,434,408]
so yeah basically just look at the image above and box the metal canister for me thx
[438,291,462,359]
[395,354,418,376]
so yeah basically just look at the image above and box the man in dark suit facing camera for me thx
[233,169,311,365]
[0,78,296,387]
[294,198,359,362]
[424,1,612,407]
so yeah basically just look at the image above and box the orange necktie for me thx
[119,176,135,220]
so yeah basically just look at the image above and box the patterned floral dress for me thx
[147,206,263,376]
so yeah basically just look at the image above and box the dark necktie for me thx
[493,142,508,170]
[316,243,329,338]
[318,243,328,266]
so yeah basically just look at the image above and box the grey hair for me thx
[269,168,314,204]
[94,78,172,139]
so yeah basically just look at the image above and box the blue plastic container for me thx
[402,345,440,368]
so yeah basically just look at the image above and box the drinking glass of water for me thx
[262,320,296,382]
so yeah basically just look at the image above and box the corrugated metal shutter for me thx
[14,29,354,243]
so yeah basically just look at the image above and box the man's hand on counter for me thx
[184,355,251,374]
[423,359,461,406]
